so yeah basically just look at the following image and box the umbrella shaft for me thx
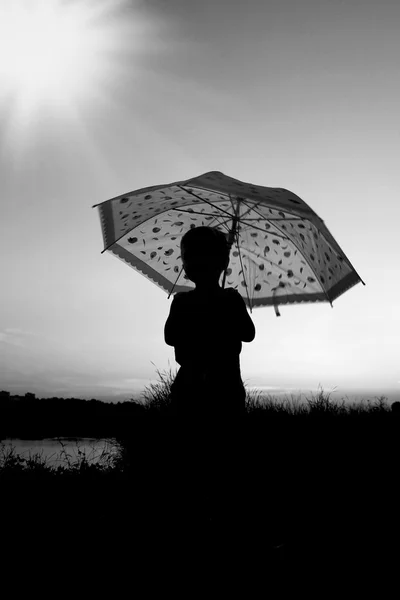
[222,214,239,289]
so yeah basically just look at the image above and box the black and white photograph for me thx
[1,0,399,593]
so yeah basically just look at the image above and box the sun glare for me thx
[0,0,140,135]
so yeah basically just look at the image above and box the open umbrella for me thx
[92,171,364,316]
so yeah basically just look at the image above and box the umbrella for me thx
[92,171,364,316]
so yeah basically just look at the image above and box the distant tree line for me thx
[0,391,146,439]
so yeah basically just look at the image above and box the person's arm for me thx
[164,292,185,347]
[229,290,256,342]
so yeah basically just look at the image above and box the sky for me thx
[1,0,399,403]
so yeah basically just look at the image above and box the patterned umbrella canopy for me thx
[92,171,364,315]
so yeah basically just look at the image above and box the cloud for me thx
[0,328,49,350]
[46,374,152,396]
[0,330,25,347]
[98,377,153,394]
[2,367,153,401]
[0,329,155,400]
[4,328,32,335]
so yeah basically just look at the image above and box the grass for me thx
[139,363,176,413]
[139,364,393,415]
[2,369,398,584]
[245,385,392,416]
[1,367,393,477]
[0,437,122,478]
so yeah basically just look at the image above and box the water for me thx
[0,437,121,467]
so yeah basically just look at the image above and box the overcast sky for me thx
[1,0,399,402]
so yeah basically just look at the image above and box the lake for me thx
[1,437,121,466]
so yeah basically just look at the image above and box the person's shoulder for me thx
[224,287,242,298]
[223,287,244,304]
[172,290,193,303]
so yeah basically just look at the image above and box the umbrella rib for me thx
[236,198,293,239]
[234,231,252,311]
[172,199,244,236]
[100,196,233,254]
[240,216,302,222]
[284,237,332,304]
[240,245,314,289]
[178,186,235,220]
[228,193,237,216]
[168,265,185,299]
[239,197,303,228]
[171,208,225,217]
[239,198,284,225]
[239,245,332,302]
[269,228,332,304]
[237,198,270,220]
[172,203,236,236]
[209,216,232,234]
[99,202,194,253]
[239,221,289,240]
[238,198,332,302]
[171,208,235,231]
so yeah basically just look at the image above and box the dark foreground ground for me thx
[2,409,399,593]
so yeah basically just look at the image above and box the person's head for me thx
[180,226,230,286]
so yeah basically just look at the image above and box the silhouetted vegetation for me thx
[0,391,146,439]
[2,372,399,585]
[1,368,396,440]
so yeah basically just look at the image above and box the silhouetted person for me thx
[164,225,256,539]
[391,401,400,414]
[164,226,255,426]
